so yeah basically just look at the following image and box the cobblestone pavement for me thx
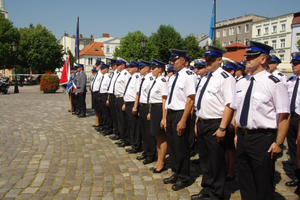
[0,85,299,199]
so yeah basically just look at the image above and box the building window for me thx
[237,26,241,34]
[279,54,284,61]
[223,29,227,36]
[264,41,269,45]
[264,27,269,34]
[280,39,285,48]
[257,29,261,36]
[245,24,249,33]
[222,41,226,47]
[237,39,241,43]
[245,38,249,44]
[229,27,234,35]
[272,40,276,49]
[229,41,234,44]
[88,58,93,65]
[106,45,110,53]
[281,24,286,31]
[216,30,220,37]
[272,25,277,33]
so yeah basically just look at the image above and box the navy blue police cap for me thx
[186,56,191,63]
[222,60,238,71]
[244,41,273,56]
[269,55,281,64]
[109,59,117,65]
[169,49,188,60]
[234,61,245,70]
[101,63,109,68]
[138,59,151,68]
[95,60,102,65]
[77,64,84,68]
[128,60,139,68]
[73,66,78,70]
[196,59,206,69]
[167,67,175,72]
[116,57,128,65]
[151,58,167,68]
[291,52,300,64]
[91,67,98,72]
[190,66,195,70]
[204,45,226,58]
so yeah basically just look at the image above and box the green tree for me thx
[183,34,204,60]
[67,50,75,67]
[18,24,63,73]
[297,39,300,51]
[150,25,184,63]
[0,15,20,70]
[113,30,158,62]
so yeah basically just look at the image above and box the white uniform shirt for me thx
[99,73,110,94]
[107,70,119,94]
[148,75,168,104]
[165,67,196,110]
[236,76,244,83]
[124,72,140,102]
[287,75,300,115]
[195,67,236,119]
[90,71,102,92]
[114,69,131,96]
[231,70,290,129]
[139,73,154,104]
[272,69,287,88]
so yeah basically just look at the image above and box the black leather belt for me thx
[139,103,148,106]
[167,109,184,113]
[198,118,222,124]
[125,102,134,105]
[291,112,300,118]
[150,103,162,107]
[239,128,276,135]
[92,91,98,94]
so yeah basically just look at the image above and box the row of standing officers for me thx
[69,42,300,200]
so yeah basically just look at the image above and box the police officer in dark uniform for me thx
[71,66,79,115]
[286,52,300,187]
[232,41,289,200]
[163,49,196,191]
[75,64,87,118]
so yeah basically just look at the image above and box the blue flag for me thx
[75,17,79,60]
[208,1,215,45]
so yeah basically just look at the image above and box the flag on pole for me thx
[75,17,79,60]
[59,55,70,86]
[208,1,215,45]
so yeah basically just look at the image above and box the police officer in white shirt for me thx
[267,55,287,88]
[234,61,246,82]
[163,49,196,191]
[286,52,300,187]
[192,46,236,200]
[114,57,131,147]
[90,66,100,127]
[232,41,290,200]
[123,60,142,154]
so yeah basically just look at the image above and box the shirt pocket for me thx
[236,91,245,106]
[206,86,219,100]
[253,92,270,110]
[176,82,185,92]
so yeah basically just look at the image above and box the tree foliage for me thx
[183,34,204,60]
[0,15,20,70]
[18,24,63,73]
[113,30,159,63]
[297,39,300,51]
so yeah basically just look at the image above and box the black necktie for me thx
[291,77,299,112]
[240,77,255,127]
[147,80,156,104]
[197,73,212,110]
[196,78,201,93]
[168,73,178,104]
[137,77,145,104]
[107,72,115,91]
[113,73,121,94]
[124,77,132,96]
[98,75,104,93]
[91,72,98,91]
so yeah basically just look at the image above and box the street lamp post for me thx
[12,42,18,93]
[140,38,147,59]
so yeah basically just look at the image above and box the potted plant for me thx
[39,72,59,93]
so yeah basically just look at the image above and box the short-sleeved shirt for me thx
[90,71,102,92]
[272,69,287,88]
[99,73,110,94]
[107,70,119,94]
[124,72,140,102]
[148,75,168,104]
[139,73,154,104]
[165,67,196,110]
[114,69,131,96]
[195,67,236,119]
[287,75,300,115]
[231,70,290,129]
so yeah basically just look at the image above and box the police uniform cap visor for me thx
[204,46,226,58]
[169,49,187,60]
[234,61,245,70]
[222,60,238,71]
[244,40,273,56]
[291,52,300,63]
[101,64,109,68]
[151,58,167,68]
[128,60,139,68]
[77,64,83,68]
[91,68,97,72]
[109,59,117,65]
[269,55,281,64]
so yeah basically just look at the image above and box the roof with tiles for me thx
[79,42,104,56]
[223,42,247,62]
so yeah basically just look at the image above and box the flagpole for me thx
[75,16,79,63]
[213,0,216,46]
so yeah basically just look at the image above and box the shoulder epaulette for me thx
[221,71,229,79]
[136,75,139,79]
[124,72,127,75]
[278,72,284,77]
[186,70,193,75]
[150,76,153,81]
[161,78,166,82]
[288,76,294,81]
[268,75,280,83]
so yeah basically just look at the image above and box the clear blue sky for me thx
[4,0,300,40]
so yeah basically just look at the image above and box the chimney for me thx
[64,33,69,36]
[103,33,110,38]
[73,35,75,38]
[90,35,93,39]
[80,34,83,38]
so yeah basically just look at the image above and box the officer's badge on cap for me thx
[101,63,109,68]
[169,49,188,60]
[291,52,300,64]
[138,59,151,68]
[91,67,98,72]
[151,58,167,68]
[128,60,139,68]
[244,41,273,56]
[204,46,226,58]
[222,60,238,71]
[269,55,281,64]
[109,59,117,65]
[234,61,245,70]
[116,57,128,65]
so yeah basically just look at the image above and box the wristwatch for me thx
[219,127,226,131]
[275,141,283,149]
[133,106,138,109]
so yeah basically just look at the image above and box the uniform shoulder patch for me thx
[288,76,294,81]
[150,76,153,81]
[278,72,284,77]
[136,75,139,79]
[268,75,280,83]
[221,71,229,79]
[161,78,166,82]
[124,72,127,75]
[186,70,193,75]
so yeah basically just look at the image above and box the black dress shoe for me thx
[143,158,155,164]
[68,110,71,112]
[153,166,166,173]
[118,142,130,147]
[127,149,139,154]
[115,140,123,145]
[163,175,177,184]
[171,180,190,191]
[191,193,210,200]
[92,125,99,127]
[126,148,134,152]
[110,135,120,140]
[285,179,299,187]
[149,167,155,171]
[136,155,146,160]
